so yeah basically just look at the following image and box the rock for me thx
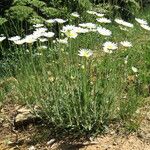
[15,113,35,123]
[17,107,31,114]
[113,141,118,146]
[14,106,40,128]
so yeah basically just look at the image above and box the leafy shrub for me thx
[90,0,141,19]
[0,17,7,26]
[0,0,149,36]
[6,6,35,21]
[0,0,92,36]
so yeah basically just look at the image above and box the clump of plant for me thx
[1,8,150,134]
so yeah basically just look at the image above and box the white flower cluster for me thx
[0,9,148,60]
[135,18,150,31]
[78,49,93,58]
[71,12,80,18]
[96,18,111,23]
[8,27,55,45]
[115,19,134,28]
[45,18,67,24]
[97,26,112,36]
[102,41,132,54]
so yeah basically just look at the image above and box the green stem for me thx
[82,58,88,109]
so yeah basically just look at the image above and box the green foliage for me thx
[77,0,92,10]
[0,0,149,35]
[41,7,62,18]
[91,0,142,19]
[13,0,46,7]
[6,6,36,21]
[0,17,7,26]
[0,0,92,35]
[30,0,46,8]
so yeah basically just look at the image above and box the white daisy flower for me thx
[33,24,44,28]
[95,13,105,17]
[135,18,148,25]
[61,25,76,32]
[79,23,96,29]
[8,36,21,41]
[61,25,79,38]
[132,66,138,73]
[121,22,133,28]
[140,24,150,31]
[120,41,132,47]
[54,18,67,23]
[103,41,118,53]
[38,38,48,42]
[103,41,118,50]
[78,49,93,58]
[115,19,125,25]
[115,19,134,28]
[32,32,43,39]
[43,32,55,38]
[65,30,78,38]
[24,35,37,44]
[86,10,97,15]
[57,38,68,44]
[71,12,80,18]
[96,18,111,23]
[74,27,89,33]
[14,39,25,45]
[97,27,112,36]
[35,27,48,33]
[0,36,6,42]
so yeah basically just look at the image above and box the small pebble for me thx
[47,139,56,146]
[113,141,118,146]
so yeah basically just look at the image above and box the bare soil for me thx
[0,100,149,150]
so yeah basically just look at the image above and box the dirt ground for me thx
[0,100,149,150]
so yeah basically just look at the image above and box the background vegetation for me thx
[0,0,150,35]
